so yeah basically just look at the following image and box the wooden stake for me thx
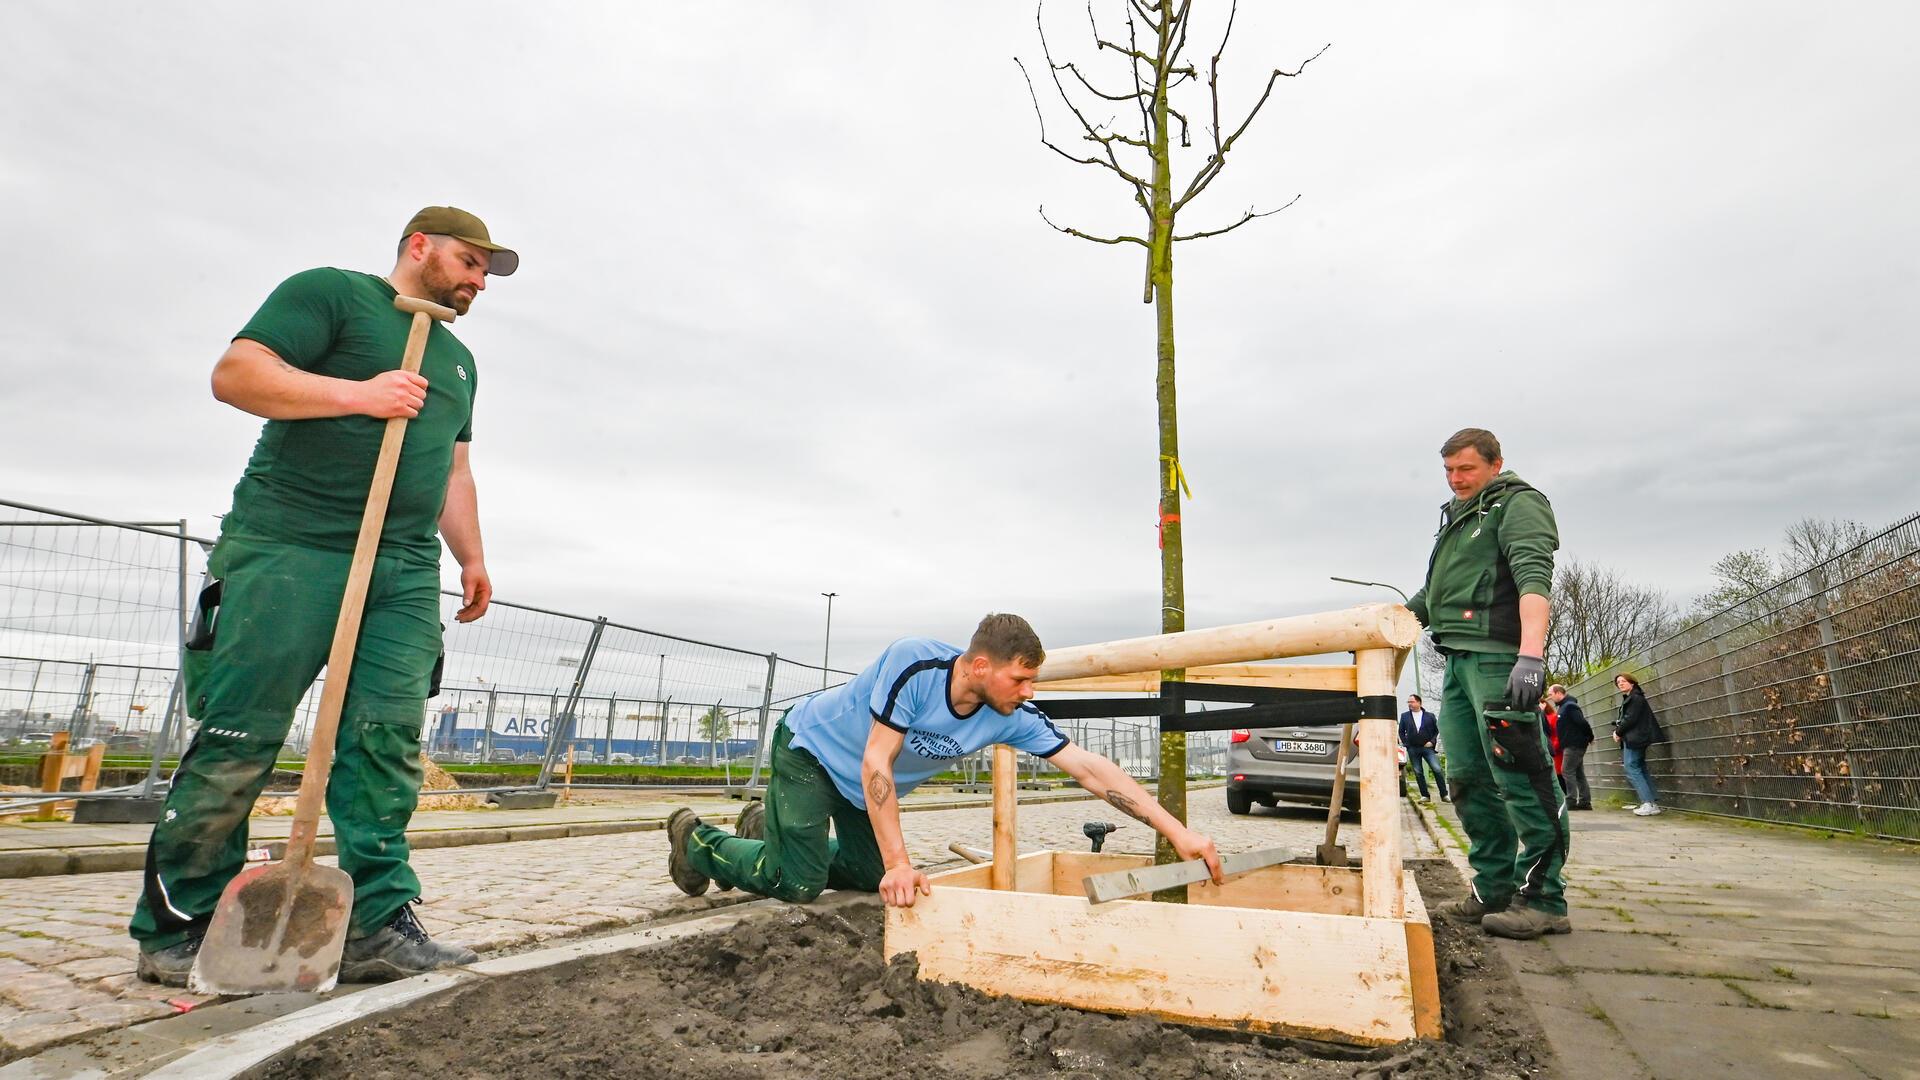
[991,744,1016,890]
[1356,649,1404,918]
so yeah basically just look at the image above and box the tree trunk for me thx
[1149,20,1187,898]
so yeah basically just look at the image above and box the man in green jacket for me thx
[1406,428,1570,940]
[129,207,516,985]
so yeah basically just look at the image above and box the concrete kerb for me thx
[137,896,847,1080]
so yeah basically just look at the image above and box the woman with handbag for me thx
[1613,673,1663,816]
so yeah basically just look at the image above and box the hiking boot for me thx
[338,903,478,983]
[667,807,711,896]
[1482,902,1572,940]
[735,799,766,841]
[1436,892,1508,922]
[135,933,204,988]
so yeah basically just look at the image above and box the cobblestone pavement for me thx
[0,787,1404,1064]
[1426,797,1920,1079]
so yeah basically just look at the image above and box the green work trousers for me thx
[130,534,442,950]
[686,723,886,903]
[1437,650,1570,915]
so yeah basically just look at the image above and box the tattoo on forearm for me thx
[1104,790,1149,824]
[867,774,894,808]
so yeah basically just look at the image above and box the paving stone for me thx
[53,957,132,981]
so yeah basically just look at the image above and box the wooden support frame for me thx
[885,605,1437,1045]
[32,732,106,821]
[887,852,1440,1045]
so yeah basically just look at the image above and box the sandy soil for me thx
[255,860,1558,1080]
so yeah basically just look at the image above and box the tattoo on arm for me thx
[1104,790,1149,824]
[867,773,894,808]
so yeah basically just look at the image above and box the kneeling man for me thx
[667,613,1222,906]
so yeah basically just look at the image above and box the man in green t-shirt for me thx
[130,207,518,986]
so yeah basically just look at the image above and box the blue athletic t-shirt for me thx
[787,637,1070,808]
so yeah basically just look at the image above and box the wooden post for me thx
[991,744,1016,890]
[1356,649,1404,918]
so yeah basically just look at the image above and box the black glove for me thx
[1504,655,1545,710]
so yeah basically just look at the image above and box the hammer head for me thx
[393,295,458,322]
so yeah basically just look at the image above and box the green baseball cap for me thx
[400,206,519,276]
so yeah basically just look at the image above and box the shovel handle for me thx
[285,299,450,862]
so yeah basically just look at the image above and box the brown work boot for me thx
[1436,892,1508,923]
[666,808,711,897]
[1481,902,1572,940]
[735,798,766,841]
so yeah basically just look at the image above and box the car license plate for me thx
[1271,739,1329,755]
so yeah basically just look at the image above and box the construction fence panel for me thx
[1571,511,1920,840]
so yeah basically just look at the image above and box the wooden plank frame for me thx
[889,606,1438,1045]
[886,852,1441,1045]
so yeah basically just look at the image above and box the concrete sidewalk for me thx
[0,784,1118,879]
[1421,796,1920,1079]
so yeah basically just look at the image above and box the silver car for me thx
[1226,724,1361,815]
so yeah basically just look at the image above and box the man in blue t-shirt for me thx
[668,613,1223,906]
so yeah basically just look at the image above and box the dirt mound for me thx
[257,861,1555,1080]
[251,754,483,815]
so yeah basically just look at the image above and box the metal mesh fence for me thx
[1569,510,1920,840]
[3,499,1210,808]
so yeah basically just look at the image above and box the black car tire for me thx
[1227,789,1253,815]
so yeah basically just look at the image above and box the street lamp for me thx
[1329,576,1424,700]
[820,592,839,689]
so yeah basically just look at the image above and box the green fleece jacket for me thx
[1406,471,1558,655]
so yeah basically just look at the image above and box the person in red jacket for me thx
[1538,698,1564,777]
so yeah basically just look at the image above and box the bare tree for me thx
[1547,558,1676,684]
[1019,1,1326,873]
[1690,517,1873,619]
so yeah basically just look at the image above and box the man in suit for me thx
[1398,694,1449,803]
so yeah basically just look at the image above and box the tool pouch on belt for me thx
[1485,709,1551,776]
[185,578,223,650]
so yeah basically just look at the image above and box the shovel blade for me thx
[1314,843,1350,868]
[189,859,354,995]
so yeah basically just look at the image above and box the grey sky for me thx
[3,1,1916,674]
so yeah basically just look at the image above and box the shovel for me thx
[190,294,457,995]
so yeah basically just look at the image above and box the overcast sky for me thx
[4,1,1916,677]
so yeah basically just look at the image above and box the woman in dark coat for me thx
[1613,673,1662,816]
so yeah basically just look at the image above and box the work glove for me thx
[1504,655,1546,710]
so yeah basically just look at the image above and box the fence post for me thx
[537,617,607,789]
[67,661,98,741]
[745,653,777,791]
[141,677,183,798]
[481,688,498,761]
[1808,567,1868,828]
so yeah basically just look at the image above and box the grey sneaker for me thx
[667,807,711,896]
[1482,902,1572,940]
[135,933,204,987]
[338,903,478,983]
[736,799,766,841]
[1437,892,1508,922]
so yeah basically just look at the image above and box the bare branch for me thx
[1062,59,1149,103]
[1016,57,1123,173]
[1174,40,1330,211]
[1033,3,1151,191]
[1039,205,1149,247]
[1169,194,1300,241]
